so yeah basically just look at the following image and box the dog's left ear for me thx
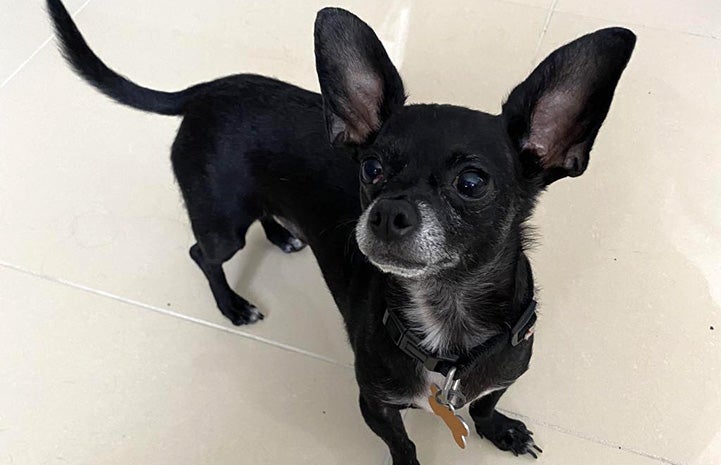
[314,8,406,147]
[503,28,636,184]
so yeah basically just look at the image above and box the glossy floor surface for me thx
[1,1,720,464]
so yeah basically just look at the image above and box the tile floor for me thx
[1,1,719,464]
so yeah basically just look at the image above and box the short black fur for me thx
[47,1,635,463]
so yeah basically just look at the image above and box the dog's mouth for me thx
[363,252,459,279]
[367,255,428,278]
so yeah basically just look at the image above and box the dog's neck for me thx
[391,239,530,355]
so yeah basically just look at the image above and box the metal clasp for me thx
[435,367,467,409]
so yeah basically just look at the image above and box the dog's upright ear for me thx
[314,7,406,147]
[503,28,636,184]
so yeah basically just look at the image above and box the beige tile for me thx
[0,266,386,465]
[555,0,721,38]
[403,409,663,465]
[400,0,548,109]
[0,0,86,85]
[498,13,721,465]
[504,0,553,9]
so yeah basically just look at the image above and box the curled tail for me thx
[47,0,195,115]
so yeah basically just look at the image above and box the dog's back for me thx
[47,0,364,324]
[47,0,360,253]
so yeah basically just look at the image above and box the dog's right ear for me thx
[502,28,636,185]
[314,8,406,147]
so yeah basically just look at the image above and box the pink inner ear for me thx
[524,89,587,169]
[343,69,383,144]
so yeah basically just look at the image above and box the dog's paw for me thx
[279,236,307,254]
[266,226,305,253]
[220,295,265,326]
[263,220,307,254]
[476,414,542,459]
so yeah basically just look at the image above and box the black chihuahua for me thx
[48,1,635,463]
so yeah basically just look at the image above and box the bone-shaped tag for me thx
[428,384,470,449]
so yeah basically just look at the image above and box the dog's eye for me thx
[454,170,487,198]
[361,158,384,184]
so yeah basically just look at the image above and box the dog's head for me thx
[315,8,635,279]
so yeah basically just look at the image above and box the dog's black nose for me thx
[368,199,419,241]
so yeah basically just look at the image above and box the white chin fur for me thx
[371,261,429,278]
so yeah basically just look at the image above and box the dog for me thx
[47,1,635,462]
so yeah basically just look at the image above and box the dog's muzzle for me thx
[356,200,457,277]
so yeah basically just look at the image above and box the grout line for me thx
[551,8,720,42]
[492,0,551,12]
[1,36,54,89]
[0,260,353,370]
[530,0,558,67]
[0,0,95,89]
[497,408,684,465]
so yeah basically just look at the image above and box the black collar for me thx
[382,299,537,376]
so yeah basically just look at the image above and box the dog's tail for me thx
[47,0,195,116]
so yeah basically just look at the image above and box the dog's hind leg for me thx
[189,214,263,326]
[171,113,268,325]
[260,216,306,253]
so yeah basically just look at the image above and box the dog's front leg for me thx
[469,389,541,458]
[359,395,419,465]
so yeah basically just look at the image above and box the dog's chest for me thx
[400,369,503,412]
[402,282,495,354]
[408,370,446,412]
[387,286,505,410]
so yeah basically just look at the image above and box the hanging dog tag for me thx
[428,384,470,449]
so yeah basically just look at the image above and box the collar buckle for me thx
[510,299,537,346]
[383,309,458,375]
